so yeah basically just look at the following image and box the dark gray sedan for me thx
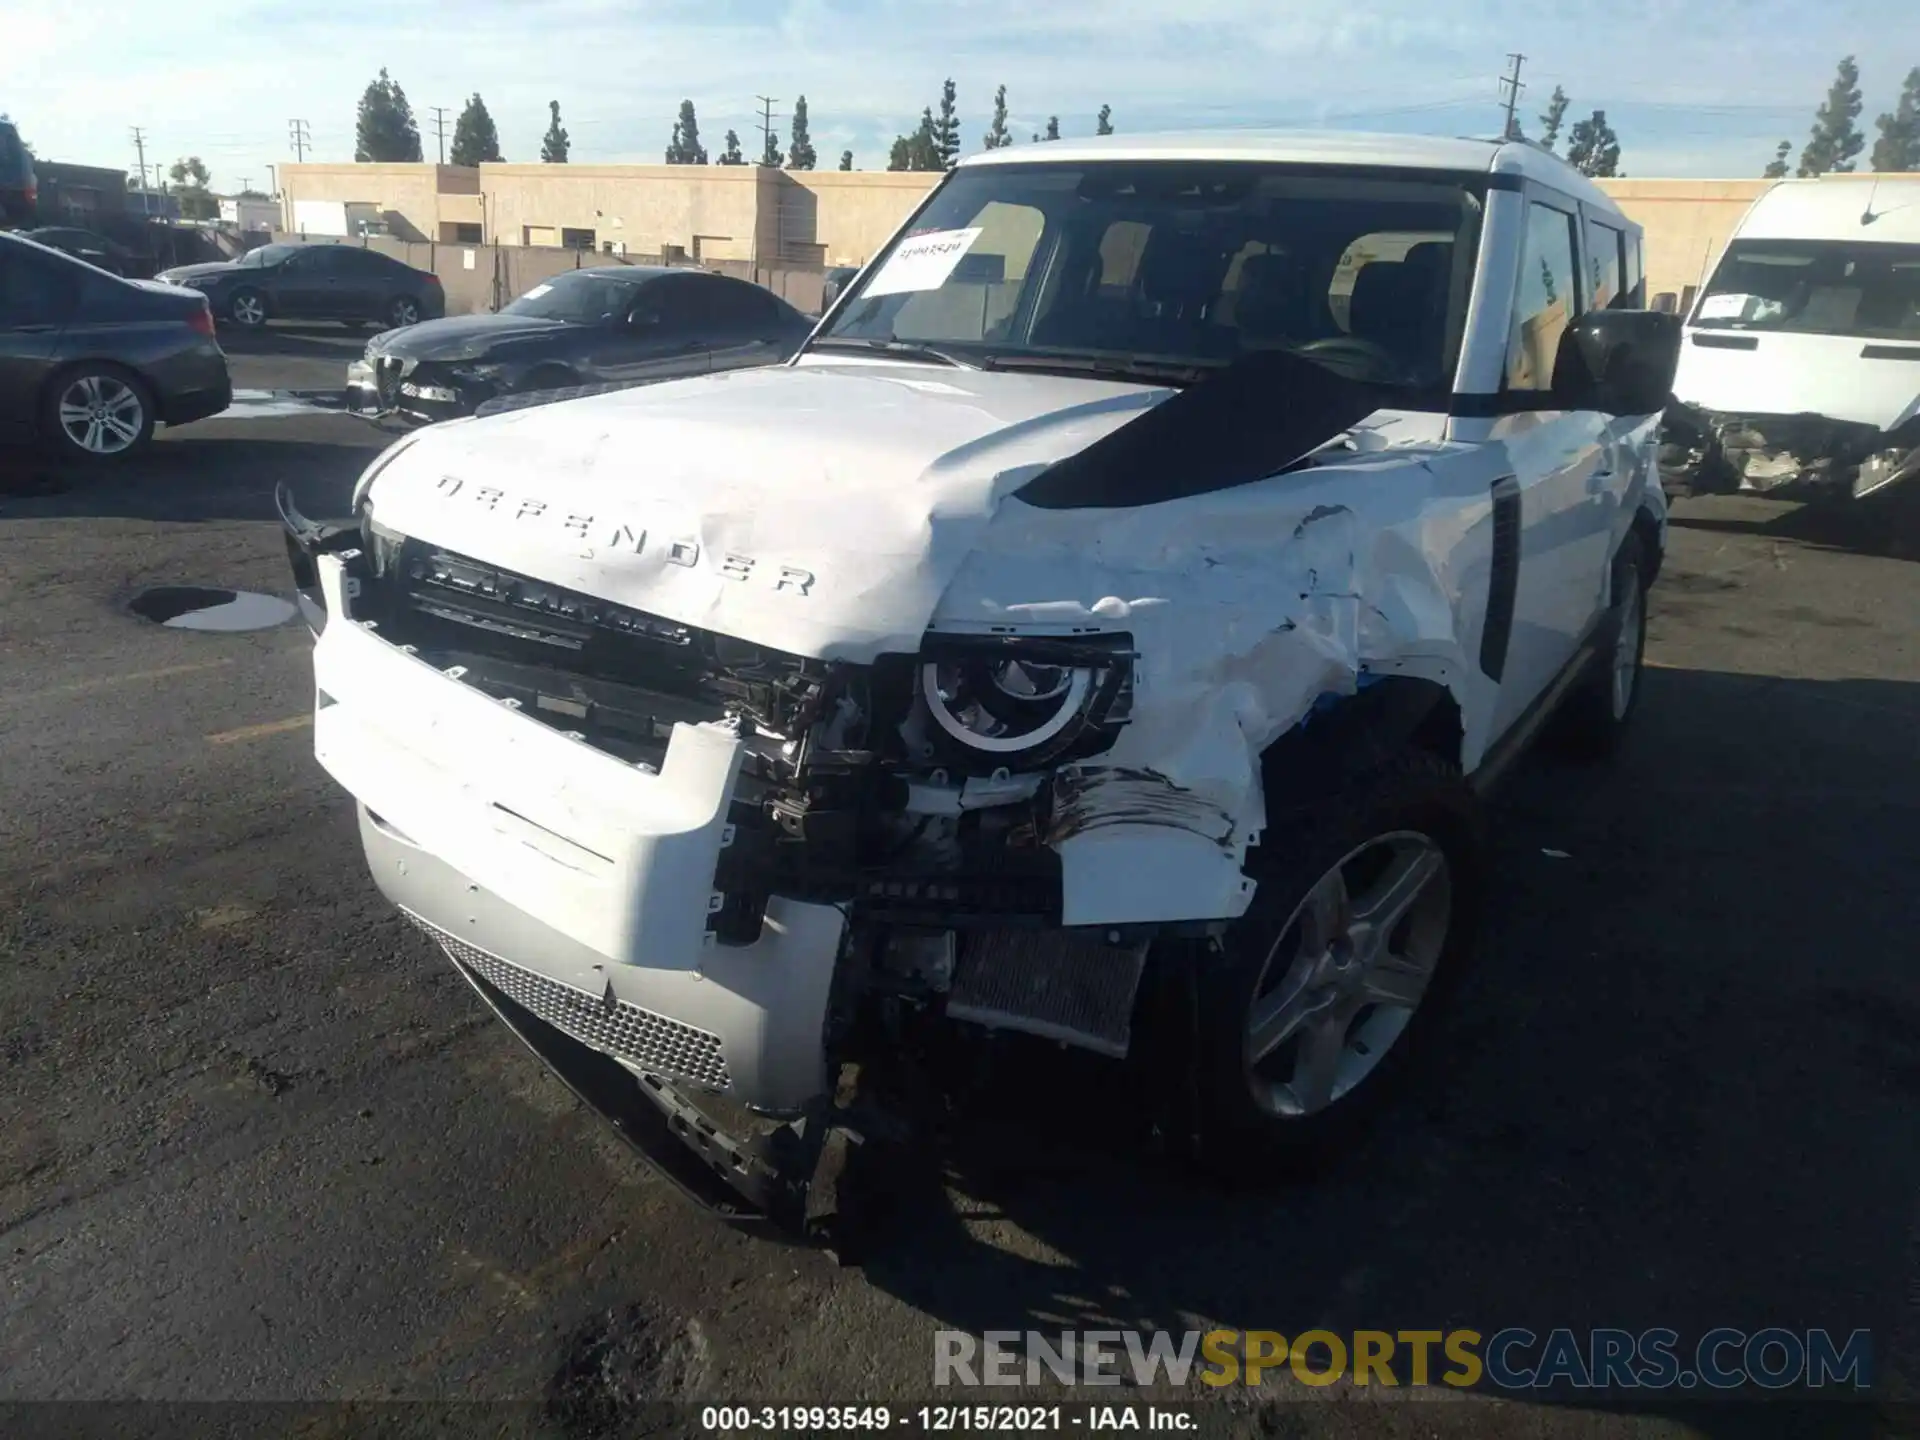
[156,243,445,332]
[346,266,814,423]
[0,231,230,462]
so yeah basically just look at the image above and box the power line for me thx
[288,118,310,162]
[430,107,450,164]
[1498,53,1527,139]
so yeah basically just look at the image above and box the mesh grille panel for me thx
[407,911,731,1091]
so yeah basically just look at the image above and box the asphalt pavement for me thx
[1,328,1916,1438]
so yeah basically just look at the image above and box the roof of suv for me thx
[962,128,1625,214]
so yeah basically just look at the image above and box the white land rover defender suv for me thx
[279,131,1680,1234]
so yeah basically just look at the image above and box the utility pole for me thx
[1498,53,1527,140]
[755,96,781,165]
[237,176,252,196]
[130,126,150,214]
[288,118,310,162]
[430,107,450,164]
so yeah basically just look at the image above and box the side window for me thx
[638,276,711,329]
[1586,218,1626,311]
[700,278,781,331]
[0,249,83,327]
[1625,233,1646,308]
[340,248,390,274]
[1506,202,1581,391]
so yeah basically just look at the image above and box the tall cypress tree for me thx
[665,101,708,164]
[353,68,423,162]
[983,85,1012,150]
[787,95,817,169]
[1870,67,1920,172]
[449,93,503,166]
[540,100,570,163]
[1798,57,1865,176]
[934,80,961,168]
[1095,104,1113,136]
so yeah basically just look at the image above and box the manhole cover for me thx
[129,586,297,632]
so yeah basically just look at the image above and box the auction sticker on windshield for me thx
[863,227,984,297]
[1696,293,1749,321]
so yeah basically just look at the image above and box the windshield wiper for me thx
[973,353,1214,387]
[807,336,982,369]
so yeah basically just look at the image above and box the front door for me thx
[587,273,714,383]
[1485,197,1616,737]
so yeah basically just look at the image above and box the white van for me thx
[1665,177,1920,500]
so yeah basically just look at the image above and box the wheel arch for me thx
[1258,676,1464,818]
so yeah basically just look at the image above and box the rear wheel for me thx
[1552,533,1650,759]
[227,288,267,328]
[43,365,156,462]
[386,294,421,328]
[1184,751,1484,1178]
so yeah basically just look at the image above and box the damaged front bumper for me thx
[1661,402,1920,500]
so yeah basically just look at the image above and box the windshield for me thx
[1694,239,1920,340]
[503,271,645,323]
[236,243,300,268]
[816,161,1482,391]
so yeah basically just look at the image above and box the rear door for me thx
[699,277,804,372]
[332,247,399,320]
[0,243,82,439]
[271,246,349,318]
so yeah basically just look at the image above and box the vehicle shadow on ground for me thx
[1669,485,1920,563]
[0,433,371,523]
[843,668,1919,1433]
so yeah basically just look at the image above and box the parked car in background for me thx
[155,242,445,331]
[0,231,230,461]
[1664,176,1920,501]
[346,266,813,423]
[0,119,34,228]
[22,226,141,276]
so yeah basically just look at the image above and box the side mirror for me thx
[1551,309,1682,417]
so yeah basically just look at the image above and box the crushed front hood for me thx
[362,361,1171,660]
[1674,330,1920,432]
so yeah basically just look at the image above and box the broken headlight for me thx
[908,635,1132,772]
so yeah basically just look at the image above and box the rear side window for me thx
[0,246,83,327]
[1586,218,1626,311]
[1506,202,1581,391]
[697,278,782,330]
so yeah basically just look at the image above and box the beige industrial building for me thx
[277,161,1912,314]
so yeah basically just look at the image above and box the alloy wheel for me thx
[1244,832,1452,1118]
[390,297,419,326]
[57,374,145,456]
[232,293,265,326]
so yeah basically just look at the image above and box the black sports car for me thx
[155,243,445,331]
[346,265,814,423]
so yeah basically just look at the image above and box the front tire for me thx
[43,365,156,462]
[1185,751,1484,1178]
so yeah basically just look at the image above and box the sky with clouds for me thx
[4,0,1918,191]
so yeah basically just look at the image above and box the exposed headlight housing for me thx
[906,634,1132,773]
